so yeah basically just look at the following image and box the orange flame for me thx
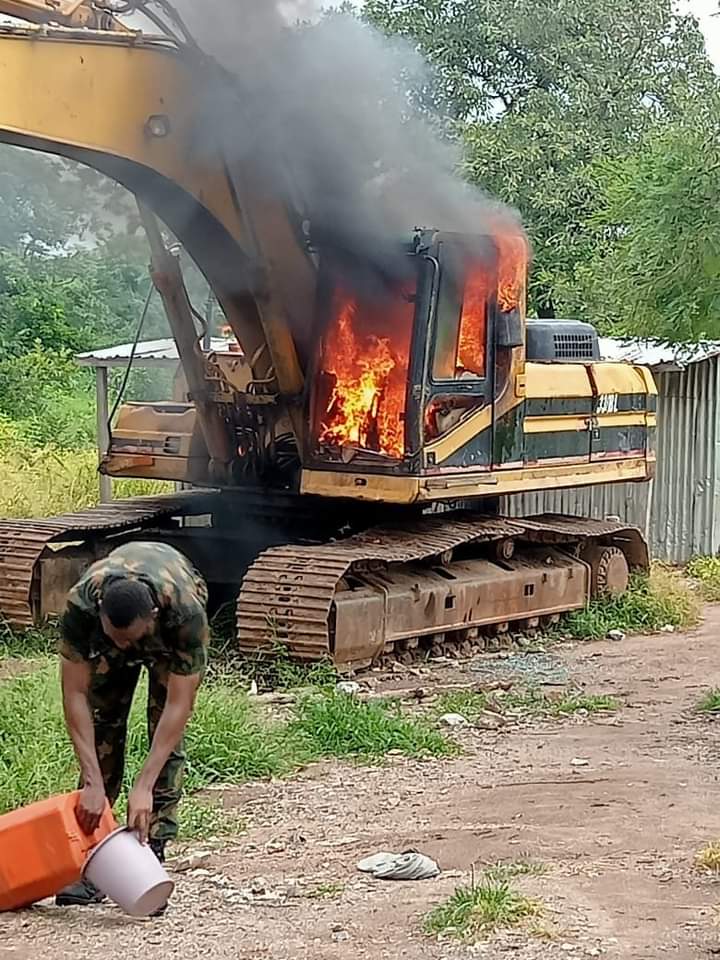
[317,285,413,458]
[496,233,528,315]
[457,267,488,376]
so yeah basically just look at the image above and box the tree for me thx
[0,144,133,254]
[363,0,718,316]
[574,120,720,341]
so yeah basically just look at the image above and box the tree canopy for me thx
[364,0,719,326]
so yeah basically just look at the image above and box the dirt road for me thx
[3,612,720,959]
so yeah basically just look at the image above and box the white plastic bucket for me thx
[82,827,174,917]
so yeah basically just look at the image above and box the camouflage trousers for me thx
[84,656,185,843]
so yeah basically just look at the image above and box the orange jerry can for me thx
[0,791,116,910]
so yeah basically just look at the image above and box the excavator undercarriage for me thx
[0,492,647,672]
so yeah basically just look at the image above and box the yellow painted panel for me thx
[0,30,245,248]
[591,363,649,395]
[525,363,592,399]
[301,469,421,504]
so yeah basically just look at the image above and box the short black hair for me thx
[100,579,155,629]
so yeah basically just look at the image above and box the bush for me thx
[0,441,170,518]
[562,566,698,641]
[687,556,720,602]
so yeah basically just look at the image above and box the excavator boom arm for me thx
[0,0,127,30]
[0,24,309,427]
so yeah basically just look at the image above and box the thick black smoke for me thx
[173,1,520,285]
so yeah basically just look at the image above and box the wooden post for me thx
[95,365,112,504]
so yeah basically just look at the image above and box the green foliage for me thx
[484,860,547,882]
[687,555,720,602]
[364,0,717,318]
[208,636,338,692]
[0,661,454,817]
[697,688,720,714]
[578,121,720,339]
[562,569,698,641]
[435,687,618,721]
[424,876,540,940]
[176,795,244,841]
[0,145,134,255]
[500,688,618,717]
[0,441,170,519]
[290,690,455,760]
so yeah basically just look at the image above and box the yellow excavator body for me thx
[0,11,656,669]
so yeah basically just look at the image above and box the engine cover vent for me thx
[526,319,600,362]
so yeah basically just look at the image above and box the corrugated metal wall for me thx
[502,357,720,563]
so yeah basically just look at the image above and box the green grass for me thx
[306,881,345,900]
[0,621,58,661]
[687,556,720,602]
[289,691,455,760]
[208,634,338,692]
[435,687,618,722]
[424,877,541,941]
[0,444,171,519]
[562,568,698,641]
[501,689,618,718]
[434,690,490,721]
[697,688,720,713]
[0,660,453,817]
[484,859,547,882]
[177,795,244,841]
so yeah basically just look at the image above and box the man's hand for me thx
[76,782,107,835]
[127,783,154,844]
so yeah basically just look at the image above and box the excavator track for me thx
[0,491,218,627]
[237,513,648,670]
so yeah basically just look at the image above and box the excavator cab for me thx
[304,229,530,500]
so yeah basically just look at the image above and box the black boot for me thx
[149,838,166,863]
[55,878,106,907]
[148,838,168,916]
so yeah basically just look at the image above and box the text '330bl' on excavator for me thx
[0,2,655,670]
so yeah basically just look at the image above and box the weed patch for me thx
[434,690,490,721]
[484,860,548,882]
[436,687,618,722]
[499,687,619,719]
[687,556,720,602]
[291,691,455,760]
[0,622,58,661]
[0,662,454,817]
[0,445,170,519]
[208,635,337,692]
[697,689,720,714]
[562,568,697,641]
[424,877,540,941]
[177,796,244,841]
[306,882,345,900]
[696,841,720,873]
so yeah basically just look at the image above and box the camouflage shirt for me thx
[60,542,209,677]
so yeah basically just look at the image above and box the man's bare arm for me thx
[127,672,200,842]
[60,658,106,834]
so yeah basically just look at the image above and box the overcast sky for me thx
[685,0,720,66]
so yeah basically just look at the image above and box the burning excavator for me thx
[0,1,655,669]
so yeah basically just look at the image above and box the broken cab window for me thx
[315,276,416,459]
[433,252,488,381]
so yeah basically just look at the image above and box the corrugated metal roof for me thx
[76,338,240,367]
[599,337,720,370]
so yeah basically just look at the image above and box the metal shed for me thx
[504,339,720,563]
